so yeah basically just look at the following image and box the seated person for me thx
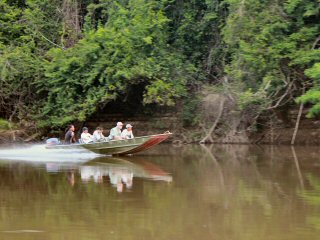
[109,122,123,140]
[80,127,93,144]
[121,124,134,139]
[65,124,76,144]
[92,127,106,142]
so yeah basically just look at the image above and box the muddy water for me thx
[0,144,320,240]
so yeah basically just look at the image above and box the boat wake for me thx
[0,144,100,163]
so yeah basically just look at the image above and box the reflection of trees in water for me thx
[1,146,320,239]
[0,160,176,239]
[191,144,319,239]
[199,145,275,212]
[291,146,304,189]
[300,175,320,230]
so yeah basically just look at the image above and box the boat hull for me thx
[45,133,171,155]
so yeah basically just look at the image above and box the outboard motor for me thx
[46,138,61,145]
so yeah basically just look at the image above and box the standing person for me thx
[121,124,134,139]
[109,122,123,140]
[92,127,105,142]
[81,127,93,143]
[65,124,76,144]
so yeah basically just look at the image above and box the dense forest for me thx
[0,0,319,136]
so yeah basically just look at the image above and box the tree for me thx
[222,0,320,114]
[37,0,196,127]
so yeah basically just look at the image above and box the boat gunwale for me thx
[46,133,172,148]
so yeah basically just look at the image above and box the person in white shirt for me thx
[92,127,106,142]
[121,124,134,139]
[109,122,123,140]
[80,127,93,144]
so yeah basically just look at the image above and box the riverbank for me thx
[1,92,319,145]
[0,129,27,143]
[0,129,44,144]
[1,112,320,145]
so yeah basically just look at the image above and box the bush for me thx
[182,96,201,127]
[0,119,10,130]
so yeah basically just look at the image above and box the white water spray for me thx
[0,144,100,163]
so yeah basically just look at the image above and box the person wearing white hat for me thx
[109,122,124,140]
[121,124,134,139]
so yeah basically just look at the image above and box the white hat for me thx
[126,124,133,128]
[117,122,123,126]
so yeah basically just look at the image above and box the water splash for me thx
[0,144,100,163]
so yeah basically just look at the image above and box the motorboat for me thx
[45,132,172,155]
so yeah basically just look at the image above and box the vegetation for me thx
[0,118,10,130]
[0,0,320,129]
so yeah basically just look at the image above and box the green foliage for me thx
[0,1,23,45]
[0,44,43,119]
[297,89,320,118]
[297,63,320,117]
[182,96,201,127]
[0,0,64,122]
[305,63,320,80]
[238,88,269,111]
[164,0,227,80]
[223,0,320,113]
[23,0,64,50]
[38,0,196,127]
[0,118,10,130]
[1,0,320,128]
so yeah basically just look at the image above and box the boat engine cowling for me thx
[46,138,60,145]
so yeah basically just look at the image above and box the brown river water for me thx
[0,144,320,240]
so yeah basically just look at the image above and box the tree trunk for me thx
[200,98,225,144]
[291,87,305,145]
[291,102,303,145]
[62,0,80,48]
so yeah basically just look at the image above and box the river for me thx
[0,144,319,239]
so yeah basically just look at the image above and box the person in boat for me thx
[109,122,123,140]
[65,124,76,144]
[92,127,106,142]
[80,127,93,144]
[121,124,134,139]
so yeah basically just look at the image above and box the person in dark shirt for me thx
[65,124,76,144]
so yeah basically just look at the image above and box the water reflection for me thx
[299,173,320,231]
[79,158,172,192]
[1,144,320,239]
[4,155,173,193]
[291,146,304,189]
